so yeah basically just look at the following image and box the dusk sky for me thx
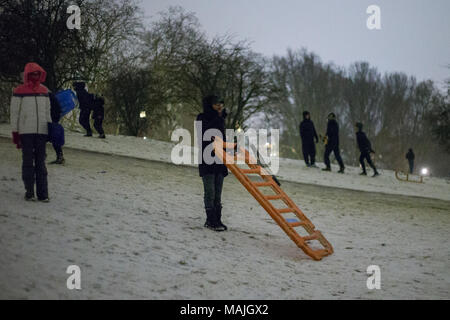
[143,0,450,90]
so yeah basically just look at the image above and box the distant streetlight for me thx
[420,168,429,176]
[140,111,146,119]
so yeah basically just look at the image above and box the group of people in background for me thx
[73,82,105,139]
[8,62,418,235]
[9,62,106,202]
[300,111,381,177]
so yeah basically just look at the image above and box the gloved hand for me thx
[12,132,21,149]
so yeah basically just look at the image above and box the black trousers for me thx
[52,142,63,157]
[79,108,92,134]
[359,151,376,173]
[302,141,316,165]
[201,173,224,209]
[324,144,344,169]
[93,114,104,135]
[20,134,48,199]
[408,160,414,174]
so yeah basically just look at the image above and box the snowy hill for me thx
[0,124,448,202]
[0,124,449,299]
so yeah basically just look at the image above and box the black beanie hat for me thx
[73,82,85,90]
[356,122,363,130]
[328,112,336,119]
[303,111,310,118]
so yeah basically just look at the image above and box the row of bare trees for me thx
[267,49,449,175]
[0,2,448,175]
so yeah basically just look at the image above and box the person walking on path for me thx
[355,122,379,177]
[322,112,345,173]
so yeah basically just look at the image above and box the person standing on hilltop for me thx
[196,95,229,232]
[406,148,415,174]
[10,62,51,202]
[299,111,319,168]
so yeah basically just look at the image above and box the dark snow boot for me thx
[98,134,106,139]
[50,153,65,165]
[24,192,36,201]
[84,131,92,137]
[372,171,380,177]
[338,167,345,174]
[204,208,225,232]
[360,171,367,176]
[215,204,227,231]
[322,167,331,172]
[204,208,216,229]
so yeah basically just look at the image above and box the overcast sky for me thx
[142,0,449,89]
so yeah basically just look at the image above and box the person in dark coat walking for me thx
[196,95,228,232]
[322,113,345,173]
[299,111,319,167]
[10,62,51,202]
[406,148,415,174]
[92,95,106,138]
[355,122,379,177]
[48,92,65,164]
[73,82,94,136]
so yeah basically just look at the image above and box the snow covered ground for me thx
[0,132,449,299]
[0,123,448,202]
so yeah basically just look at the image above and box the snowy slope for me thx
[0,137,449,299]
[0,123,448,201]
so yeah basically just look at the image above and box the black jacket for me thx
[196,103,228,178]
[326,119,340,147]
[49,92,61,123]
[406,150,415,161]
[74,88,94,111]
[299,118,318,144]
[356,130,374,153]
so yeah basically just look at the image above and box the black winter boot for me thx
[215,204,227,231]
[24,191,36,201]
[50,153,65,165]
[204,207,225,232]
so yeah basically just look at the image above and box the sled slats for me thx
[241,168,261,174]
[277,208,295,214]
[212,136,333,261]
[253,181,272,187]
[302,231,320,241]
[264,194,284,200]
[289,221,308,228]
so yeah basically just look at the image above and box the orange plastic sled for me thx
[213,136,333,261]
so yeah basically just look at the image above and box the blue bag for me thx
[55,89,78,117]
[48,122,65,147]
